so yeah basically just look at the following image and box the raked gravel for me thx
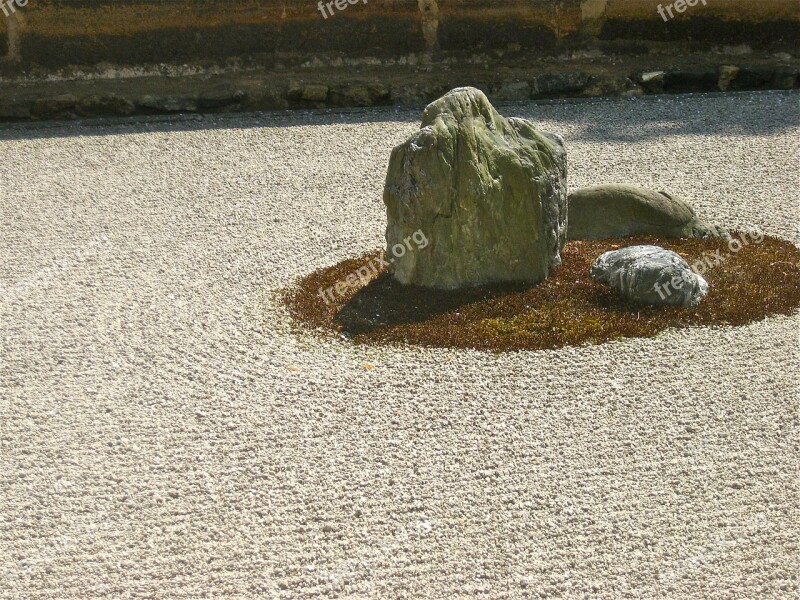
[1,91,798,599]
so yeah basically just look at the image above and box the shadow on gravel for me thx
[2,91,797,142]
[333,273,533,334]
[0,106,420,141]
[510,90,800,143]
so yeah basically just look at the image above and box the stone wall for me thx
[1,1,797,120]
[1,0,797,70]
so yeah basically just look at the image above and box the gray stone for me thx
[31,94,78,119]
[287,80,304,101]
[533,72,590,97]
[718,65,740,91]
[384,87,567,289]
[390,83,452,107]
[567,184,728,241]
[640,71,665,83]
[137,95,197,113]
[329,84,390,107]
[590,245,709,307]
[0,102,31,119]
[330,85,372,106]
[301,85,329,103]
[771,68,799,90]
[197,86,246,109]
[583,76,642,97]
[638,71,666,93]
[494,81,532,101]
[77,95,136,116]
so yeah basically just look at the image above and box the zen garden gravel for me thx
[1,90,798,598]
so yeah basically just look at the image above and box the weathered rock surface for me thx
[590,245,709,307]
[384,87,567,289]
[567,184,728,241]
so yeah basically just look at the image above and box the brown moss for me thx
[281,234,800,352]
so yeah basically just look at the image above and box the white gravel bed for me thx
[0,91,798,599]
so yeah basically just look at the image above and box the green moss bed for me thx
[281,234,800,352]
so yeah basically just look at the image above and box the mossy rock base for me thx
[282,234,800,352]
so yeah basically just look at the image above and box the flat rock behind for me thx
[567,183,728,240]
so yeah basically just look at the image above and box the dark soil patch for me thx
[281,234,800,352]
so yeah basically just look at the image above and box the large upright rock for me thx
[384,87,567,289]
